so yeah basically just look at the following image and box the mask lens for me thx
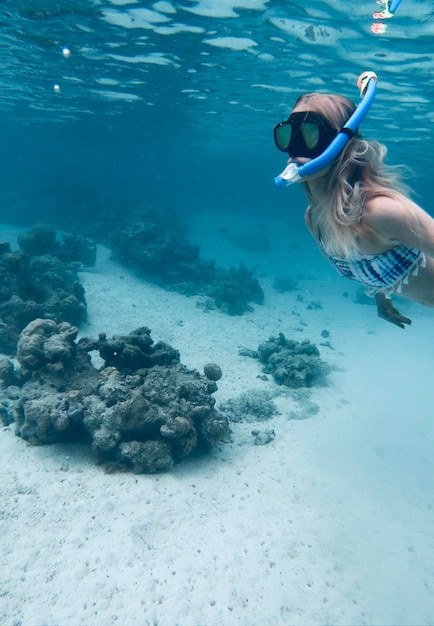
[274,122,292,151]
[274,112,337,157]
[301,122,320,149]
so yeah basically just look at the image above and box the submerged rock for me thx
[257,333,331,388]
[0,320,229,473]
[203,362,223,381]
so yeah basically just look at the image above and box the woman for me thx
[274,92,434,328]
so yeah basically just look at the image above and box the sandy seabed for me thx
[1,219,434,626]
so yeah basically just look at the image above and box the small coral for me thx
[257,333,331,388]
[207,264,264,315]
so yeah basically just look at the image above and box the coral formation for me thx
[0,320,229,473]
[0,226,91,354]
[109,209,264,315]
[240,333,331,388]
[251,428,275,445]
[17,223,96,266]
[257,333,331,388]
[207,264,264,315]
[17,223,57,256]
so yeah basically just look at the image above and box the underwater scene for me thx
[1,1,433,625]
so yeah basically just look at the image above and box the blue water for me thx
[1,0,432,231]
[1,2,434,625]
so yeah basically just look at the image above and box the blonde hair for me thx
[295,93,411,257]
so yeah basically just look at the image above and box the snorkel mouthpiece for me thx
[274,71,378,188]
[274,162,301,188]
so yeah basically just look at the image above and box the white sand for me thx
[1,222,434,626]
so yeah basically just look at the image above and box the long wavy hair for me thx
[294,92,411,257]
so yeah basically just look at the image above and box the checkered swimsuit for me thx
[325,244,426,296]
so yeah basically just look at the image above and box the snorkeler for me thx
[373,0,403,20]
[273,75,434,329]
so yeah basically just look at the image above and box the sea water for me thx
[0,2,433,625]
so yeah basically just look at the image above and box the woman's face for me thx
[286,105,334,181]
[285,104,337,160]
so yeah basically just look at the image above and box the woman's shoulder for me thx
[363,191,424,245]
[363,191,413,225]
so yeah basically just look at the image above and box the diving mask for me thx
[274,111,338,159]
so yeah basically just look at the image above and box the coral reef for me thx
[257,333,331,388]
[0,226,91,354]
[17,223,96,266]
[109,209,264,315]
[0,319,229,473]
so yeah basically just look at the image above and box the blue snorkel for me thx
[274,71,378,189]
[390,0,403,12]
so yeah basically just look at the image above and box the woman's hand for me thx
[375,292,412,329]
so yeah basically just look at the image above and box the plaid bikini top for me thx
[321,241,426,296]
